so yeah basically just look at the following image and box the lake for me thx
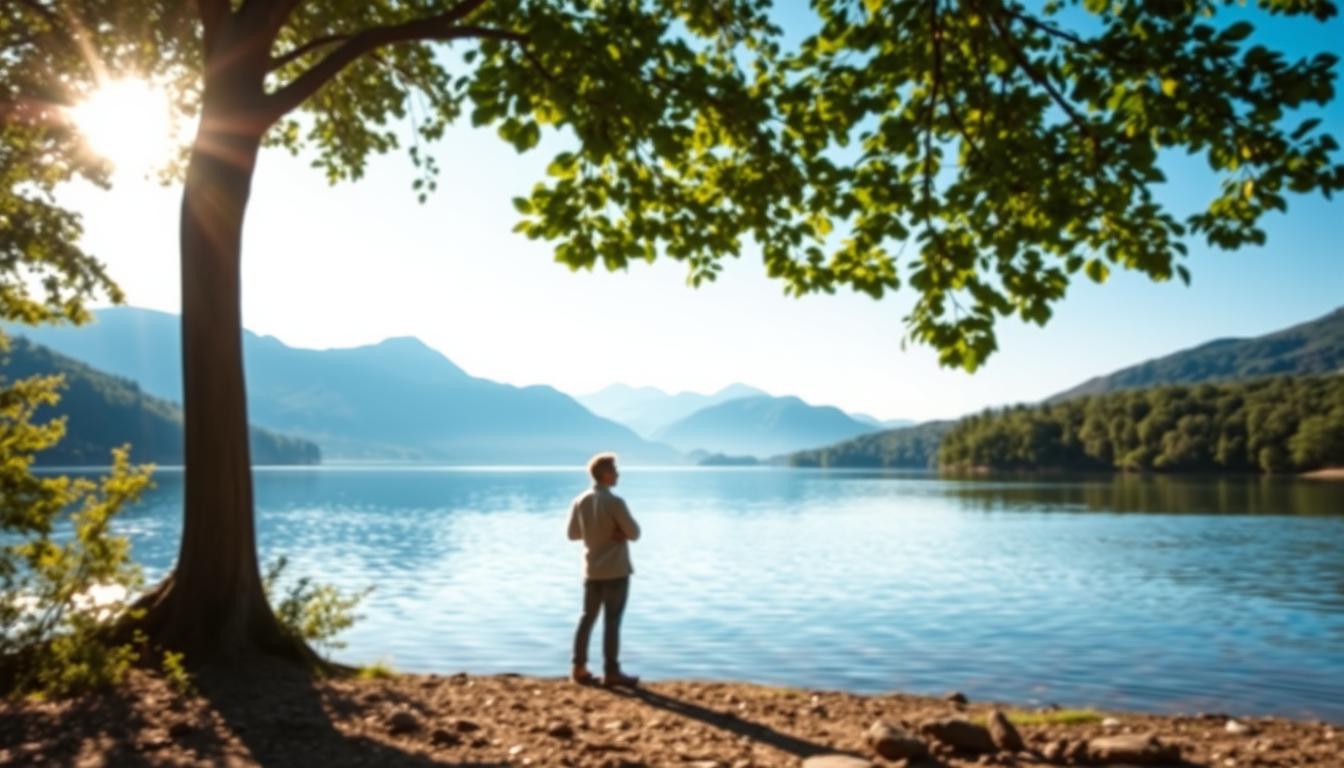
[115,467,1344,720]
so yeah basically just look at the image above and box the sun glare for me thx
[68,79,177,175]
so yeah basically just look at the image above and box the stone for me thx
[986,709,1025,752]
[1041,738,1069,762]
[387,710,421,735]
[1085,734,1180,765]
[865,720,930,763]
[800,756,873,768]
[134,732,171,751]
[920,717,997,754]
[1226,719,1254,735]
[430,728,460,746]
[944,691,969,704]
[865,720,928,760]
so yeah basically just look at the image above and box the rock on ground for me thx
[919,717,998,754]
[864,720,927,760]
[801,756,873,768]
[986,708,1025,752]
[1086,733,1180,764]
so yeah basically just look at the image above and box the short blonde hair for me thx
[588,452,618,481]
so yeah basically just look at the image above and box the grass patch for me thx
[357,660,396,680]
[999,708,1103,726]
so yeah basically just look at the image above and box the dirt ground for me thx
[0,664,1338,767]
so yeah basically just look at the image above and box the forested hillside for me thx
[786,421,954,468]
[1051,307,1344,401]
[2,338,320,466]
[941,375,1344,473]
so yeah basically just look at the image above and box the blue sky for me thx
[58,3,1343,422]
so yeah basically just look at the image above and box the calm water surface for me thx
[117,468,1344,720]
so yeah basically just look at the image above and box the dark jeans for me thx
[572,576,629,672]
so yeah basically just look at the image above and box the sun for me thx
[68,78,178,175]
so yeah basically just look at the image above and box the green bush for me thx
[1,363,154,696]
[263,555,371,658]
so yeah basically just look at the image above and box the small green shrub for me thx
[160,649,194,696]
[1000,708,1103,726]
[263,556,372,657]
[21,623,142,698]
[357,660,395,679]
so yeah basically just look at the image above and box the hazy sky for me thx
[58,6,1343,422]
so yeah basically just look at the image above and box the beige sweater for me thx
[567,484,640,580]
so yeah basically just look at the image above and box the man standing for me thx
[568,452,641,687]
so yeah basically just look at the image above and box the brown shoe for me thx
[602,670,639,688]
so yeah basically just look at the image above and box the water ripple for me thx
[112,468,1344,720]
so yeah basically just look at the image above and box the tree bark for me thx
[132,57,312,665]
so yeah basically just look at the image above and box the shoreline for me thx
[1,667,1337,767]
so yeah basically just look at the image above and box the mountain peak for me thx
[332,336,468,381]
[710,382,768,400]
[652,392,877,458]
[373,335,436,352]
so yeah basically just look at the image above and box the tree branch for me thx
[981,0,1098,157]
[924,0,942,209]
[268,33,351,71]
[1000,5,1087,47]
[197,0,230,55]
[239,0,308,51]
[262,1,504,120]
[923,0,950,261]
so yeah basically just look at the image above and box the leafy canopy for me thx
[2,0,1341,369]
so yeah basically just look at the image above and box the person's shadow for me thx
[604,684,859,761]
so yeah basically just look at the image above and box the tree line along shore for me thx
[789,374,1344,476]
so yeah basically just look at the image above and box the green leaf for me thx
[1084,259,1110,283]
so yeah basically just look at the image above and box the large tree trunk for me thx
[133,70,311,665]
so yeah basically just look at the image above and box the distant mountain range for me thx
[25,304,1330,468]
[651,395,880,458]
[9,308,680,464]
[1049,306,1344,402]
[576,382,768,437]
[576,383,909,457]
[1,337,319,466]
